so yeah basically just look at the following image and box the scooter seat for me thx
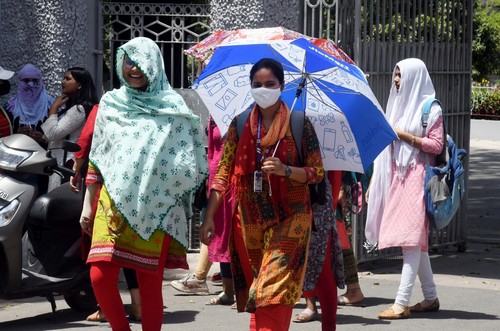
[27,182,83,227]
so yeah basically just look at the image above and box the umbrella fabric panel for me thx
[194,63,254,131]
[193,39,397,172]
[334,94,397,171]
[290,38,363,80]
[196,42,304,83]
[185,27,354,65]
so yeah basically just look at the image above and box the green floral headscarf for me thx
[90,37,207,248]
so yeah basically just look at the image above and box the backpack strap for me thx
[421,98,440,128]
[421,98,448,166]
[236,104,255,140]
[290,110,304,164]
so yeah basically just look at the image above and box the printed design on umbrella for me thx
[193,38,397,172]
[296,82,361,165]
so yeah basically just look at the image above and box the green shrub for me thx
[471,85,500,119]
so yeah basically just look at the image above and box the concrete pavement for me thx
[0,139,499,330]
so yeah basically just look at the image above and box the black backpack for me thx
[236,106,327,205]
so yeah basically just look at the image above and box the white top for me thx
[41,104,85,191]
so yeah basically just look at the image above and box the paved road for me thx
[1,139,499,330]
[467,139,500,242]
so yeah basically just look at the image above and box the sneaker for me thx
[171,274,209,294]
[211,272,223,285]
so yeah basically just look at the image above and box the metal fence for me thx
[97,1,211,91]
[93,1,473,257]
[303,0,472,262]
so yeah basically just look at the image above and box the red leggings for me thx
[303,232,338,331]
[249,305,294,331]
[89,236,171,331]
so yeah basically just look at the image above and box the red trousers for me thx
[89,236,171,331]
[249,305,294,331]
[302,232,338,331]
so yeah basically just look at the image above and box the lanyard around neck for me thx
[256,114,272,170]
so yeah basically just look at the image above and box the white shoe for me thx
[171,274,209,294]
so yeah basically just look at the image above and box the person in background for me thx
[0,65,14,137]
[337,172,365,306]
[200,58,324,331]
[204,117,235,305]
[366,58,444,319]
[41,66,98,192]
[6,63,53,146]
[171,117,236,306]
[293,171,345,330]
[79,36,207,331]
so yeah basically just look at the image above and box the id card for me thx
[254,170,263,192]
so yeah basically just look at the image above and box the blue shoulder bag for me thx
[422,99,467,230]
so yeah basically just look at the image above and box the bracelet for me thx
[410,136,416,146]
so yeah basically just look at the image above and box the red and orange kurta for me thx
[212,104,324,312]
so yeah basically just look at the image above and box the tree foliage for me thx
[472,0,500,81]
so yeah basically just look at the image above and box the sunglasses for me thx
[123,57,138,69]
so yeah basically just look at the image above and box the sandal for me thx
[292,308,318,323]
[205,292,235,306]
[338,295,366,307]
[86,309,107,322]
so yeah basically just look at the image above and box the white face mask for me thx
[250,87,281,109]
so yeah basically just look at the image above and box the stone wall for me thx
[209,0,301,31]
[0,0,89,98]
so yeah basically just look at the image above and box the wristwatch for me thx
[284,165,292,178]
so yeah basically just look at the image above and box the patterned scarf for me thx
[7,64,53,125]
[231,102,292,217]
[89,37,208,248]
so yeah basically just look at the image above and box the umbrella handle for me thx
[295,76,307,98]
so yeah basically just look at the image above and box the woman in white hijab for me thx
[365,58,444,319]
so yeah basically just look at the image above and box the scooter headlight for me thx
[0,142,32,170]
[0,199,20,227]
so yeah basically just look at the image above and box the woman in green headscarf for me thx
[79,37,207,331]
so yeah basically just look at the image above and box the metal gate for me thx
[94,1,211,91]
[302,0,473,262]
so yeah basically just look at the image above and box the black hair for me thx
[249,58,284,85]
[64,67,99,118]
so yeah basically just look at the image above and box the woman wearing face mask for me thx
[6,63,54,146]
[200,58,324,331]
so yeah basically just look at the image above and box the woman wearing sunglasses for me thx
[79,37,207,331]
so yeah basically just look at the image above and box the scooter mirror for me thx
[47,140,81,153]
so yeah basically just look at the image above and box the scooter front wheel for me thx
[64,284,98,312]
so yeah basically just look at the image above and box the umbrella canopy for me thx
[185,26,354,65]
[193,38,396,173]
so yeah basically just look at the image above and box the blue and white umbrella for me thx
[193,38,397,173]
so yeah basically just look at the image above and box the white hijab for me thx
[365,58,442,247]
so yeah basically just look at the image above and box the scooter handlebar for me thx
[51,165,76,178]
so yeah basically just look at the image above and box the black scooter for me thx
[0,134,97,313]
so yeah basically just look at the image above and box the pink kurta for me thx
[207,119,235,263]
[378,117,444,250]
